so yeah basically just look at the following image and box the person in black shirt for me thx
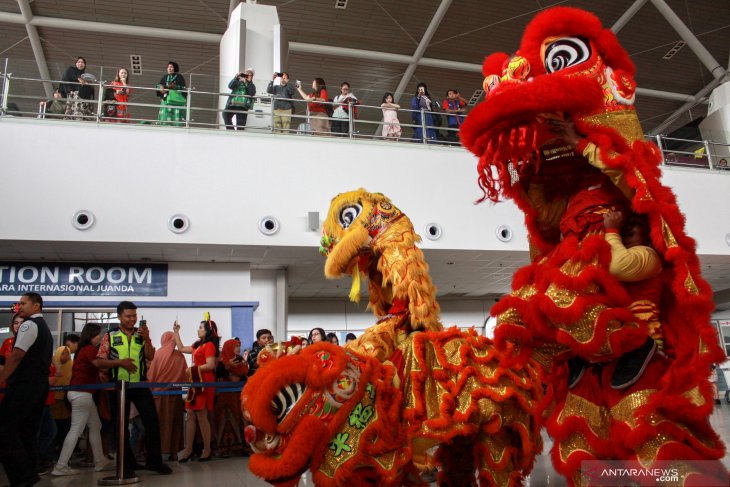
[0,293,53,487]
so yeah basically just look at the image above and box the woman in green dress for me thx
[156,61,187,126]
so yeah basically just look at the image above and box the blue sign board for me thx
[0,263,168,296]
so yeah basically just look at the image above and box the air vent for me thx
[468,89,484,106]
[130,54,143,75]
[662,41,685,60]
[335,0,348,9]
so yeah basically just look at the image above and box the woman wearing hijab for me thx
[50,346,73,458]
[173,319,220,462]
[156,61,187,126]
[147,331,188,461]
[214,338,248,456]
[60,56,95,120]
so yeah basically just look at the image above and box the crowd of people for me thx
[34,57,470,142]
[0,294,359,485]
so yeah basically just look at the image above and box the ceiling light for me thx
[468,89,484,106]
[130,54,143,75]
[662,41,685,60]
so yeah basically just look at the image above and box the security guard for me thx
[94,301,172,476]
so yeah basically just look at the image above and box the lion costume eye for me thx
[338,204,362,229]
[544,37,591,73]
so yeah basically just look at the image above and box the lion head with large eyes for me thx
[319,188,440,332]
[241,342,410,487]
[460,6,644,205]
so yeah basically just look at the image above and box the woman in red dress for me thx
[109,67,131,121]
[173,319,219,462]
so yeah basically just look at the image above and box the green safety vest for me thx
[108,330,147,382]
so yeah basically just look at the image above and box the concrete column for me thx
[219,2,286,129]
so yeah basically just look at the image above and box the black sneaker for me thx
[567,357,586,389]
[611,337,657,390]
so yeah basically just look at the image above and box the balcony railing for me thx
[2,70,729,169]
[0,72,463,146]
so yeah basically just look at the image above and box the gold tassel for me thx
[349,265,361,303]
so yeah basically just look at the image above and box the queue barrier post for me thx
[98,379,140,486]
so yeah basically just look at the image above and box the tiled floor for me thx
[3,403,729,487]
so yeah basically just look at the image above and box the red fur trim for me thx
[483,52,509,76]
[248,415,329,484]
[461,74,602,160]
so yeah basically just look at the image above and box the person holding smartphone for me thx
[172,318,220,462]
[93,301,172,476]
[266,72,297,133]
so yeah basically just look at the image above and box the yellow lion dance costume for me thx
[241,189,545,487]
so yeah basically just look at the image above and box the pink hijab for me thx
[148,331,188,384]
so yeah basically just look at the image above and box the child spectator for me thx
[442,89,468,143]
[381,92,401,141]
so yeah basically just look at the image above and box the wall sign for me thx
[0,263,168,296]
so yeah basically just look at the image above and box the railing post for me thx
[185,87,192,128]
[0,58,9,113]
[96,81,104,122]
[98,380,139,485]
[348,101,354,139]
[270,95,275,134]
[655,135,665,165]
[421,108,427,144]
[1,72,10,114]
[704,139,713,169]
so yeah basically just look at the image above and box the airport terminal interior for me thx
[1,0,729,486]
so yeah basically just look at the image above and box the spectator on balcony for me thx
[108,68,131,122]
[332,82,357,136]
[718,158,728,169]
[156,61,187,126]
[442,89,468,144]
[411,82,438,143]
[223,68,256,131]
[39,89,66,119]
[267,72,297,133]
[381,92,401,141]
[297,78,330,135]
[60,57,95,121]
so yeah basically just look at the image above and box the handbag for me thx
[166,89,187,106]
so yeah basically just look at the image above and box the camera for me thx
[275,72,283,77]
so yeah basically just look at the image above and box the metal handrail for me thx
[1,72,726,154]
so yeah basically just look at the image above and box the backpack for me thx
[342,98,360,119]
[325,98,334,118]
[230,80,254,110]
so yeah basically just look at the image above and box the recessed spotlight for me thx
[72,210,95,231]
[259,216,280,235]
[168,214,190,234]
[424,223,442,240]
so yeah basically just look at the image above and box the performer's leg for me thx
[435,434,477,487]
[604,355,728,484]
[547,365,612,487]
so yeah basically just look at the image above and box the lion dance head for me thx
[319,189,440,332]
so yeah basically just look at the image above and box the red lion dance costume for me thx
[460,7,727,486]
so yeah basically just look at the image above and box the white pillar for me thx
[218,2,286,129]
